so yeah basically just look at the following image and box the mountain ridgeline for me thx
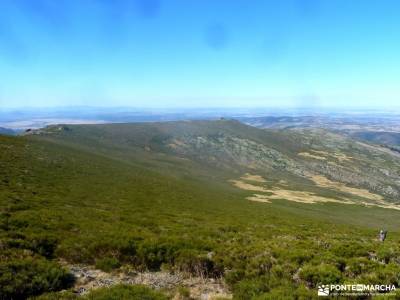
[32,119,400,203]
[0,127,15,136]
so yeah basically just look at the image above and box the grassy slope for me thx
[2,120,400,298]
[32,119,400,204]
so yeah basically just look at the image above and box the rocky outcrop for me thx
[66,264,232,299]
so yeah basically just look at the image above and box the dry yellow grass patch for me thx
[262,189,354,204]
[230,174,400,210]
[247,194,271,203]
[231,179,353,205]
[298,152,326,160]
[241,173,267,183]
[299,150,353,162]
[309,175,383,201]
[331,152,353,162]
[229,180,269,192]
[306,174,400,210]
[362,201,400,211]
[310,150,353,162]
[167,139,187,149]
[310,150,330,155]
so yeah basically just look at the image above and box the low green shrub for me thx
[345,257,378,277]
[254,285,313,300]
[376,246,399,264]
[225,269,246,286]
[0,256,74,299]
[331,242,368,258]
[32,291,78,300]
[27,234,58,258]
[136,241,177,271]
[177,286,191,299]
[83,284,168,300]
[232,277,270,300]
[175,249,221,278]
[299,264,342,288]
[95,257,121,272]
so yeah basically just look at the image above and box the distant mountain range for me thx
[240,115,400,151]
[0,127,15,135]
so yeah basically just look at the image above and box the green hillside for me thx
[1,120,400,299]
[32,119,400,204]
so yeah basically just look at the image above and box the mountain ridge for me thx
[28,119,400,204]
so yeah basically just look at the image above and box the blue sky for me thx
[0,0,399,108]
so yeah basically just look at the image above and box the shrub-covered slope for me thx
[2,120,400,299]
[33,119,400,202]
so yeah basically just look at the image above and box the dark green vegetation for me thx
[1,120,400,299]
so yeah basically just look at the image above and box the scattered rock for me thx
[64,263,232,299]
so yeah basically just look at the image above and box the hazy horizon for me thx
[2,104,400,131]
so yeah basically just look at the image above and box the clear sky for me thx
[0,0,399,109]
